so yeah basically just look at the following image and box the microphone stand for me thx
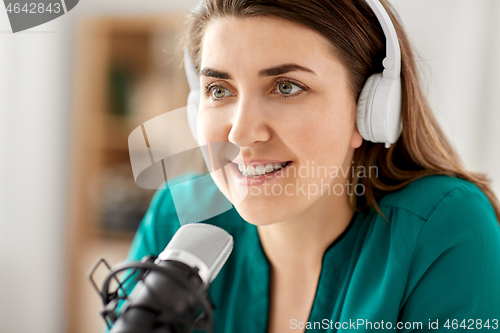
[88,256,214,333]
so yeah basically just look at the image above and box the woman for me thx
[126,0,500,332]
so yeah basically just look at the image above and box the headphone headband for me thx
[365,0,401,79]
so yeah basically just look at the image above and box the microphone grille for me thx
[165,223,233,278]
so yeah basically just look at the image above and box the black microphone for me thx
[89,223,233,333]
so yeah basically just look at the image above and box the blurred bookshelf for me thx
[66,14,201,333]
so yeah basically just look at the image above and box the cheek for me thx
[278,97,356,162]
[198,108,228,144]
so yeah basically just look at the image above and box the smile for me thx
[236,161,291,177]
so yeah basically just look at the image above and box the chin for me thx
[235,209,284,226]
[232,196,298,226]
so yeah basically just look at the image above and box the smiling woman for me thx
[121,1,500,332]
[197,16,362,232]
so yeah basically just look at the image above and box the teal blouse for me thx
[124,174,500,332]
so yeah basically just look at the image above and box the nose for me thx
[227,96,272,148]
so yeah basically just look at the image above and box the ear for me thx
[350,125,363,149]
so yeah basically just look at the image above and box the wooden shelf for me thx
[66,14,197,333]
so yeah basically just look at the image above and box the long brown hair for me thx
[183,0,500,222]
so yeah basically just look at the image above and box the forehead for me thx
[200,16,341,73]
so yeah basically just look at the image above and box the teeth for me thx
[247,165,256,176]
[255,165,265,176]
[237,162,289,177]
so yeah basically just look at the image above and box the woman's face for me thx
[198,16,362,226]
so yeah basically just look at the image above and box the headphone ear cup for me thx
[356,73,382,143]
[184,49,202,144]
[187,89,201,144]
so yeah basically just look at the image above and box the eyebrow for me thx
[199,63,316,79]
[199,68,232,80]
[259,64,316,77]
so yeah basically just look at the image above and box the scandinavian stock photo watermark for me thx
[241,161,379,200]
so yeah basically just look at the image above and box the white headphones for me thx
[184,0,402,148]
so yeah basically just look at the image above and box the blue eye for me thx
[276,81,303,96]
[213,87,226,99]
[206,85,233,100]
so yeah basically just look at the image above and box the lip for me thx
[230,159,290,166]
[227,161,293,186]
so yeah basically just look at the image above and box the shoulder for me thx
[379,174,497,223]
[376,174,500,288]
[369,175,500,287]
[376,175,500,261]
[375,176,500,316]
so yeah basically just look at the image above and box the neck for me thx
[257,181,355,274]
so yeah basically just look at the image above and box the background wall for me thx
[391,0,500,192]
[0,0,498,332]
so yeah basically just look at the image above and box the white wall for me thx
[0,1,498,332]
[390,0,500,194]
[0,14,71,333]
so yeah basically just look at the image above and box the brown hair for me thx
[183,0,500,222]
